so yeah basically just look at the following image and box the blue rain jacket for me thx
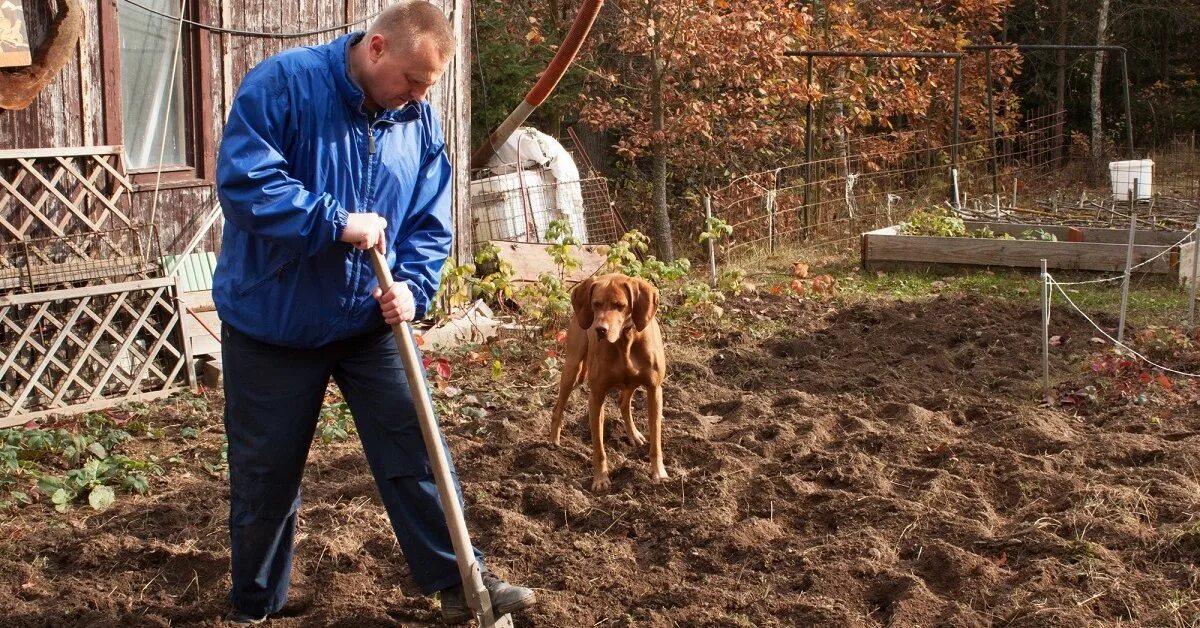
[213,32,453,348]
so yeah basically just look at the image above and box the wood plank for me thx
[0,277,176,307]
[200,358,222,388]
[493,240,608,284]
[0,387,185,428]
[0,146,124,160]
[863,232,1175,274]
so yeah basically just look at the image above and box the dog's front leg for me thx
[618,388,647,446]
[588,388,611,492]
[647,384,668,482]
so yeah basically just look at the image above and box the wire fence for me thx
[710,109,1065,260]
[708,112,1200,267]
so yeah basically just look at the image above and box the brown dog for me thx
[550,274,668,491]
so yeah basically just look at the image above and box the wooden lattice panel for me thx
[0,227,158,293]
[0,146,134,244]
[0,277,193,426]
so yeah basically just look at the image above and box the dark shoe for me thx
[439,570,537,624]
[224,609,268,625]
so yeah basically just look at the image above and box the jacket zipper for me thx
[345,116,380,318]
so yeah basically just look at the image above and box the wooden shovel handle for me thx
[368,248,508,627]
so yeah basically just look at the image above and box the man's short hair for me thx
[369,1,455,59]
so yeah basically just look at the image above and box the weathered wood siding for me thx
[1,0,471,261]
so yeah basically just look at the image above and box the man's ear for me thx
[571,277,596,329]
[630,277,659,331]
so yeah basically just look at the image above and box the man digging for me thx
[212,1,535,623]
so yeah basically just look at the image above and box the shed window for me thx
[117,0,192,170]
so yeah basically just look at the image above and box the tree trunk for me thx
[647,0,673,260]
[1054,0,1068,165]
[1090,0,1111,175]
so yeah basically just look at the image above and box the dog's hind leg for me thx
[618,388,646,447]
[550,355,587,445]
[647,384,668,482]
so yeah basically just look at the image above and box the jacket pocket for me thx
[236,256,298,298]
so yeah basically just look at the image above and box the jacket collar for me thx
[330,31,420,124]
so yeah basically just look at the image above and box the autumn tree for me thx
[472,1,1016,257]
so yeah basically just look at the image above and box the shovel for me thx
[370,248,513,628]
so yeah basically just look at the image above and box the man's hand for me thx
[373,281,416,325]
[341,212,388,252]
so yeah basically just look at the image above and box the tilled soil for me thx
[2,291,1198,627]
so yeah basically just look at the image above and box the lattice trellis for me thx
[0,146,135,243]
[0,277,193,427]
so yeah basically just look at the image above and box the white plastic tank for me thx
[471,127,589,243]
[1109,159,1154,200]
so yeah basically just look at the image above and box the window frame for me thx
[99,0,215,189]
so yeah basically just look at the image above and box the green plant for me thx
[680,281,727,319]
[545,219,582,279]
[516,274,573,324]
[899,208,966,238]
[428,242,517,321]
[718,268,748,295]
[605,229,650,273]
[318,401,355,444]
[472,242,516,304]
[1021,228,1057,242]
[1,416,165,513]
[698,216,734,245]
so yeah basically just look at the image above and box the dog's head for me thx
[571,274,659,343]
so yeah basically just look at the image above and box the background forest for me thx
[470,0,1200,257]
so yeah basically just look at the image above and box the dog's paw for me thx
[591,474,611,492]
[651,466,669,483]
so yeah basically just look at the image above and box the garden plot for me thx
[2,287,1199,626]
[863,220,1188,275]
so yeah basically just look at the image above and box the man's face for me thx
[362,34,449,111]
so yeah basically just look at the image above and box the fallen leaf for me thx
[1157,374,1173,391]
[1090,337,1107,344]
[430,357,452,380]
[414,334,425,348]
[790,279,807,296]
[1049,335,1064,346]
[792,262,809,278]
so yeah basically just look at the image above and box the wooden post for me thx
[1117,181,1137,344]
[1190,213,1200,330]
[1042,258,1050,402]
[952,168,960,210]
[705,194,717,288]
[221,0,233,121]
[767,183,776,255]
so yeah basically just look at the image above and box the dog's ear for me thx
[630,277,659,331]
[571,277,596,329]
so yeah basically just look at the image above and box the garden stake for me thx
[705,195,717,288]
[1117,183,1137,344]
[1191,213,1200,331]
[1041,259,1050,403]
[370,248,513,628]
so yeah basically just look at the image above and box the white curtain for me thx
[118,0,187,169]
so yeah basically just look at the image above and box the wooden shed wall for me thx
[1,0,471,261]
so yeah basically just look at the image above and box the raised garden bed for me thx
[861,221,1188,275]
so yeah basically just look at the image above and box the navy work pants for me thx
[221,323,483,616]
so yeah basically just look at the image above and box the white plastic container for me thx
[1109,159,1154,200]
